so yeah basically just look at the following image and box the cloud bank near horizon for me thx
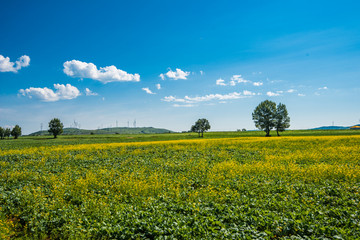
[162,90,257,106]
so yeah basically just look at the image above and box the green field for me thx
[1,129,360,150]
[1,130,360,239]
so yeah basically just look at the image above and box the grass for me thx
[1,129,360,150]
[1,129,360,239]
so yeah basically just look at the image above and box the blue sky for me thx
[1,0,360,134]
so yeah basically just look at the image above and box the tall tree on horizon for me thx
[11,125,22,139]
[4,128,11,139]
[191,118,211,137]
[275,103,290,136]
[0,127,4,139]
[252,100,277,137]
[48,118,64,138]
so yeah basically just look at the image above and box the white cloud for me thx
[266,91,280,97]
[162,96,187,103]
[63,60,140,83]
[318,86,328,90]
[231,75,250,84]
[0,55,30,72]
[298,93,306,97]
[216,74,262,87]
[216,78,226,86]
[156,83,161,90]
[287,89,295,93]
[161,68,190,80]
[163,91,256,104]
[200,70,204,75]
[253,82,263,86]
[142,87,155,94]
[229,80,236,86]
[173,104,195,108]
[243,90,256,96]
[85,88,98,96]
[19,84,81,102]
[184,92,243,102]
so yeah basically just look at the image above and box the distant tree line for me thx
[2,101,289,140]
[0,125,22,140]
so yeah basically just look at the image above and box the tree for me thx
[191,118,211,137]
[48,118,64,138]
[11,125,22,139]
[252,100,277,137]
[275,103,290,136]
[0,127,4,139]
[4,128,11,139]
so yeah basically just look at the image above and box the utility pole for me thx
[133,119,136,128]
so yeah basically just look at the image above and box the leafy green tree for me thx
[252,100,277,137]
[11,125,22,139]
[0,127,4,139]
[48,118,64,138]
[275,103,290,136]
[191,118,211,137]
[4,128,11,139]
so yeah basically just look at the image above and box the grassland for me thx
[1,130,360,239]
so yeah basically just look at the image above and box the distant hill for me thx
[311,126,350,130]
[28,127,174,136]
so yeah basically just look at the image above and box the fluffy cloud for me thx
[19,84,81,102]
[142,87,155,94]
[253,82,263,86]
[217,75,261,87]
[298,93,306,97]
[162,96,187,103]
[63,60,140,83]
[216,78,226,86]
[231,75,250,84]
[160,68,190,80]
[0,55,30,72]
[85,88,98,96]
[156,83,161,90]
[163,90,256,104]
[243,90,256,96]
[200,70,204,75]
[173,104,195,108]
[287,89,295,93]
[318,86,328,90]
[266,91,280,97]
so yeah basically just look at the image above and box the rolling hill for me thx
[28,127,174,136]
[310,126,350,130]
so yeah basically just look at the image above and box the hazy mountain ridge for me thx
[311,124,360,130]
